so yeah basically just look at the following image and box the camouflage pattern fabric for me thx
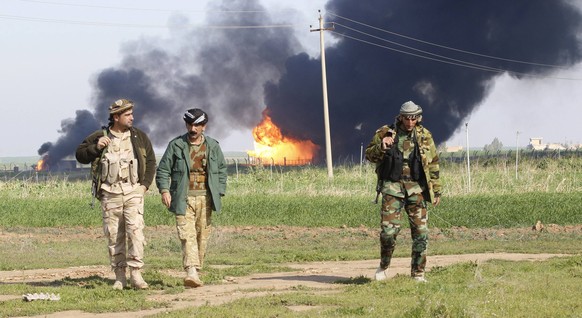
[399,131,414,177]
[100,186,146,269]
[380,180,428,277]
[366,121,439,278]
[365,124,441,202]
[189,142,207,191]
[176,195,212,270]
[100,130,139,194]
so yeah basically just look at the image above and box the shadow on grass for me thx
[42,275,110,288]
[334,275,371,285]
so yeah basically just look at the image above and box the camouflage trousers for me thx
[176,195,212,270]
[100,187,146,269]
[379,180,428,277]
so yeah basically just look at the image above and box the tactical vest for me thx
[99,130,138,194]
[377,130,422,182]
[189,141,207,193]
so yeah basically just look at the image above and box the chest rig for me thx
[99,130,139,194]
[189,141,207,193]
[377,127,422,182]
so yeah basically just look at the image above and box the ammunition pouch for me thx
[377,139,422,183]
[378,146,403,182]
[409,147,421,181]
[101,153,137,185]
[102,154,119,185]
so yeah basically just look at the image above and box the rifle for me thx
[90,180,98,209]
[374,178,383,204]
[373,128,396,204]
[89,126,108,209]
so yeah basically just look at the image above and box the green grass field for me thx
[0,157,581,317]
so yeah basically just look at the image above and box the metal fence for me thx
[439,148,582,164]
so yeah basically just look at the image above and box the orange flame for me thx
[35,158,46,171]
[247,113,318,165]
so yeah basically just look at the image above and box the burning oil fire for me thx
[247,113,318,165]
[35,157,47,172]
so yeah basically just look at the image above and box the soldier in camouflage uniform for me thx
[76,99,156,290]
[156,108,227,288]
[365,101,441,283]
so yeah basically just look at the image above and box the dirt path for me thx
[2,252,565,318]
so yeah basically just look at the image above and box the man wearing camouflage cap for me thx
[76,98,156,290]
[156,108,227,288]
[365,101,441,283]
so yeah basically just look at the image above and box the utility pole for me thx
[465,122,471,192]
[311,11,334,180]
[359,142,363,176]
[515,130,520,179]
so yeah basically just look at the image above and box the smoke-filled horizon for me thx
[38,0,301,167]
[265,0,582,162]
[39,0,582,167]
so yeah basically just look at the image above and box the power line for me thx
[0,14,296,29]
[17,0,192,12]
[329,31,582,81]
[333,22,502,73]
[330,31,505,73]
[326,13,582,80]
[16,0,280,13]
[327,11,571,70]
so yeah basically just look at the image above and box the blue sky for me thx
[1,0,582,157]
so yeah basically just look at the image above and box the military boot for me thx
[129,267,149,289]
[184,267,204,288]
[374,267,388,281]
[112,267,127,290]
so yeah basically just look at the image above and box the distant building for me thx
[528,137,567,151]
[528,137,544,150]
[546,143,566,151]
[445,145,463,152]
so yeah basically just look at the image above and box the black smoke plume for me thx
[38,0,302,167]
[266,0,582,162]
[39,0,582,167]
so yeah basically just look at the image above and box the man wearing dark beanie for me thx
[156,108,227,288]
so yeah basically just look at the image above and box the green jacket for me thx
[156,134,227,214]
[75,126,156,190]
[365,123,441,203]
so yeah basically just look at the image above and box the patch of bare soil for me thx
[0,225,574,318]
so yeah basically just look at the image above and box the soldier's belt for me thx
[188,189,209,197]
[104,178,132,185]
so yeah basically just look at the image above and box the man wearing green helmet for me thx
[365,101,441,283]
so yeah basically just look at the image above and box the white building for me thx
[528,137,567,151]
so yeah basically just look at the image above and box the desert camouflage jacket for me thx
[365,123,441,202]
[75,126,156,190]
